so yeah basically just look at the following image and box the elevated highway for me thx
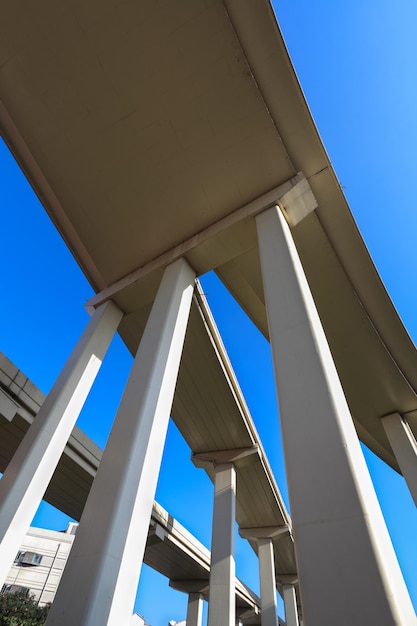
[0,2,416,625]
[0,351,283,624]
[0,315,298,614]
[0,0,416,466]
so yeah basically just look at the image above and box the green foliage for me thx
[0,591,50,626]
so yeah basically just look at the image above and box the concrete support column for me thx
[258,538,278,626]
[45,258,195,626]
[240,526,289,626]
[382,412,417,507]
[192,447,257,626]
[209,462,236,626]
[0,300,123,585]
[186,592,204,626]
[240,526,288,626]
[282,584,299,626]
[255,206,416,625]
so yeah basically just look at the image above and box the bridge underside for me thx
[0,0,416,465]
[0,2,416,626]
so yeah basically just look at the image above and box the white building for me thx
[2,523,77,606]
[3,523,149,624]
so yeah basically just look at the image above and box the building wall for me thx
[2,524,77,606]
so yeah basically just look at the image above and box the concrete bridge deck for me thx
[1,0,416,469]
[0,2,416,624]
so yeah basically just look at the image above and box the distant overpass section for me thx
[0,349,291,624]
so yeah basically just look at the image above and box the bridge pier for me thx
[240,526,289,626]
[0,300,123,587]
[44,258,195,626]
[282,584,299,626]
[208,462,236,626]
[186,592,204,626]
[257,537,278,626]
[192,447,258,626]
[255,205,416,625]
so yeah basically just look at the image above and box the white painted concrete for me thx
[278,176,317,227]
[0,300,122,587]
[186,592,203,626]
[282,584,299,626]
[382,412,417,507]
[258,538,278,626]
[208,463,236,626]
[239,527,282,626]
[44,258,195,626]
[256,206,417,626]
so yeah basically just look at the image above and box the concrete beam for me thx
[86,174,308,310]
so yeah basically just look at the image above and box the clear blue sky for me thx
[0,1,416,624]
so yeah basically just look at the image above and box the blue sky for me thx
[0,1,416,624]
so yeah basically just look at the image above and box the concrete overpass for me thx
[0,1,416,625]
[0,355,265,624]
[0,314,295,624]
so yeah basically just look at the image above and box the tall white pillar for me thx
[45,258,195,626]
[209,463,236,626]
[258,538,278,626]
[282,584,299,626]
[0,300,123,585]
[256,206,416,626]
[193,447,257,626]
[240,526,288,626]
[381,412,417,507]
[187,592,204,626]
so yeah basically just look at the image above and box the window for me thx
[1,584,30,594]
[16,552,43,566]
[13,551,24,563]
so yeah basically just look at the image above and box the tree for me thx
[0,590,50,626]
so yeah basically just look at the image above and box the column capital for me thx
[277,575,299,586]
[276,175,317,227]
[169,580,208,595]
[239,525,290,541]
[146,521,167,547]
[236,606,260,620]
[191,446,259,469]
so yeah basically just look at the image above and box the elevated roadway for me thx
[1,2,417,624]
[0,0,416,471]
[0,328,296,612]
[0,351,280,624]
